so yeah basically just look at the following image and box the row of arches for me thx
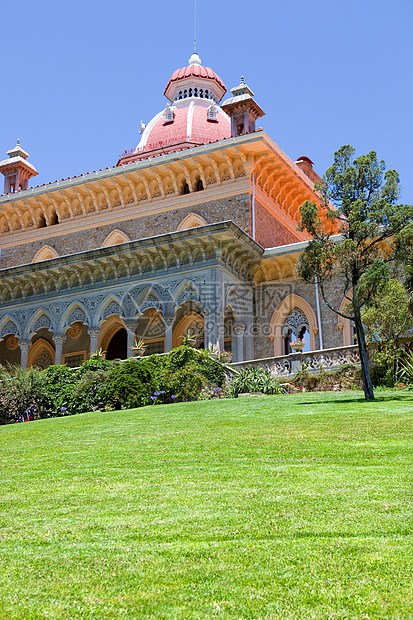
[0,289,355,369]
[31,213,208,263]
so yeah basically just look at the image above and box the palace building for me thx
[0,52,352,370]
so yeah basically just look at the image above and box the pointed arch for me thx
[172,311,204,349]
[0,317,20,340]
[173,279,202,308]
[98,315,126,353]
[26,309,54,340]
[177,213,207,231]
[60,302,89,332]
[27,338,55,369]
[95,295,124,326]
[270,294,318,355]
[32,245,59,263]
[101,229,131,247]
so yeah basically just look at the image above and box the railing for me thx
[231,345,360,378]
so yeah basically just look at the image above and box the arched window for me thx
[182,183,190,195]
[196,179,204,192]
[282,307,310,354]
[101,229,130,247]
[32,245,59,263]
[177,213,207,231]
[270,294,318,356]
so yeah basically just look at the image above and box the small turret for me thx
[0,140,38,194]
[221,77,265,137]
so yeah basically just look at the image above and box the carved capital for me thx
[53,334,66,346]
[163,316,175,327]
[88,328,101,339]
[233,322,246,335]
[19,340,31,352]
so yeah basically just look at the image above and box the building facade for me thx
[0,53,352,369]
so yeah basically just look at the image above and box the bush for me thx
[41,364,79,416]
[0,365,52,424]
[226,366,284,398]
[156,346,225,401]
[104,358,156,409]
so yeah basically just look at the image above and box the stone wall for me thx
[254,201,300,248]
[0,194,251,269]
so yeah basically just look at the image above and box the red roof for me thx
[164,64,226,96]
[141,104,230,152]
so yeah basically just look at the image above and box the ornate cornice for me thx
[0,222,263,304]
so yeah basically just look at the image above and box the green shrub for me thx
[156,346,225,401]
[226,366,284,398]
[104,358,156,409]
[41,364,79,416]
[0,365,52,424]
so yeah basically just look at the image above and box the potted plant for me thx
[207,344,220,360]
[132,338,146,357]
[181,329,197,348]
[290,338,306,352]
[91,347,106,360]
[219,349,233,363]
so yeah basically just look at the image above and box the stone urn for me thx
[290,341,305,353]
[131,347,145,358]
[220,352,233,363]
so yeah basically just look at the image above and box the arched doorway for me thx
[172,311,204,349]
[106,328,127,360]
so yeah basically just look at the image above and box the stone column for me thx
[88,328,100,358]
[124,320,137,358]
[163,316,175,353]
[53,335,66,365]
[203,268,224,352]
[20,340,31,369]
[232,323,246,362]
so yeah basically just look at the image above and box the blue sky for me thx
[1,0,412,202]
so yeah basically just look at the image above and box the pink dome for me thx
[164,64,226,99]
[137,102,230,154]
[116,55,231,165]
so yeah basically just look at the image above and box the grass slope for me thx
[0,391,412,619]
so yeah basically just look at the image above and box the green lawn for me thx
[1,391,413,619]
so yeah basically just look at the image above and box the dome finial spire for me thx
[194,0,197,53]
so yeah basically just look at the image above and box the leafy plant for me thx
[226,366,284,398]
[103,358,155,409]
[0,365,52,424]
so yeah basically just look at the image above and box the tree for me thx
[297,145,413,400]
[361,279,412,385]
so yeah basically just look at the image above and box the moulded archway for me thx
[177,213,207,231]
[98,315,126,355]
[101,229,131,247]
[172,311,204,348]
[32,245,59,263]
[27,338,55,369]
[270,294,318,356]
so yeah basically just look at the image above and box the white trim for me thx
[187,101,195,139]
[137,111,164,148]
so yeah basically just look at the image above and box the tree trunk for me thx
[353,304,375,400]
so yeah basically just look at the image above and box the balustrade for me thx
[231,345,360,377]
